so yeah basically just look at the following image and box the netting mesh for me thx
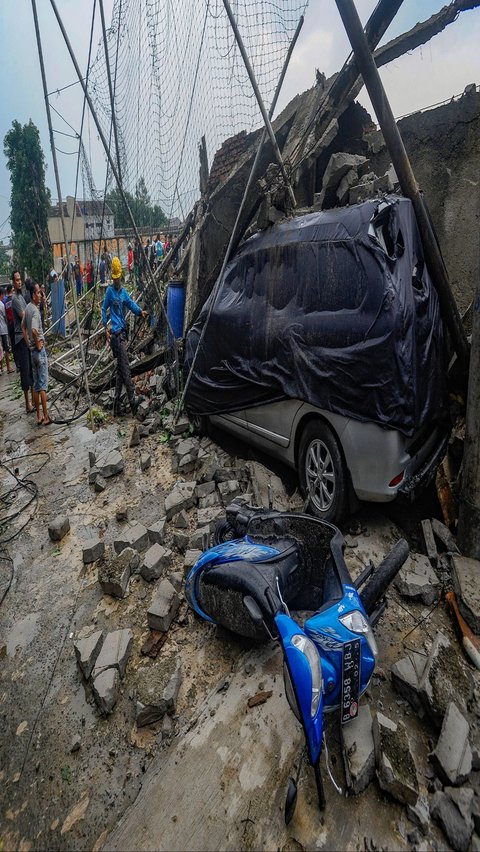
[87,0,309,223]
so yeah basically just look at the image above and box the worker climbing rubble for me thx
[102,255,147,417]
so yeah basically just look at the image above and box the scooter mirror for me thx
[284,777,297,825]
[243,595,263,624]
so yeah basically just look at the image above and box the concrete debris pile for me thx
[74,628,133,715]
[314,150,399,212]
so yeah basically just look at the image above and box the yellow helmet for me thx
[111,256,122,280]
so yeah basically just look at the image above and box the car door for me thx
[245,399,304,451]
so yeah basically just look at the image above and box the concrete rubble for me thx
[140,543,172,582]
[73,630,104,680]
[98,546,139,598]
[430,701,472,786]
[452,554,480,633]
[48,514,70,541]
[341,702,376,794]
[147,579,180,632]
[395,553,440,605]
[418,632,473,728]
[373,712,418,805]
[134,653,182,727]
[82,535,105,564]
[165,481,196,519]
[114,521,149,554]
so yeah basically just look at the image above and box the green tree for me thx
[106,176,167,231]
[0,242,11,276]
[4,120,52,282]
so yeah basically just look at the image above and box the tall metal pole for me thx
[178,14,304,418]
[222,0,296,209]
[334,0,469,373]
[31,0,95,429]
[99,0,123,186]
[47,0,177,350]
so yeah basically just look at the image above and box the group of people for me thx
[0,270,50,425]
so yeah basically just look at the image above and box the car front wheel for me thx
[298,420,347,525]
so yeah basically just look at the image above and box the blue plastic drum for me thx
[166,280,186,339]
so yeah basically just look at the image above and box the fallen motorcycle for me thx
[186,500,409,818]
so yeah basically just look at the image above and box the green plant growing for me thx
[4,120,53,282]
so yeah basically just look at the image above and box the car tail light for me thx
[388,471,404,487]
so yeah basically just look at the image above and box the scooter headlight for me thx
[339,610,378,657]
[291,634,322,717]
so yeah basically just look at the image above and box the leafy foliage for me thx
[106,176,167,231]
[0,242,11,276]
[3,120,52,282]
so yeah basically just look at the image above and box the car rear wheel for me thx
[298,420,347,525]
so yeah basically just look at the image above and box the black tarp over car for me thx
[184,195,445,438]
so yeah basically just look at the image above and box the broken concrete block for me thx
[406,795,430,836]
[98,449,124,479]
[174,509,189,530]
[135,653,182,727]
[140,452,151,472]
[165,482,196,520]
[195,481,215,500]
[419,632,473,728]
[93,628,133,679]
[88,450,96,468]
[336,168,358,205]
[74,630,104,680]
[129,424,140,447]
[147,579,179,632]
[92,668,120,716]
[431,790,473,852]
[48,515,70,542]
[170,572,183,594]
[198,492,220,509]
[114,522,149,554]
[247,460,290,511]
[171,415,190,436]
[191,526,210,550]
[431,517,460,553]
[321,152,367,192]
[395,553,440,605]
[70,734,81,753]
[82,537,105,564]
[452,554,480,634]
[173,531,189,553]
[140,544,172,582]
[421,519,438,566]
[341,703,375,795]
[116,505,132,523]
[447,787,474,825]
[98,547,138,598]
[391,652,427,717]
[349,179,376,205]
[147,518,166,545]
[373,712,418,805]
[136,400,150,422]
[196,506,224,531]
[217,480,241,503]
[431,702,472,786]
[93,473,106,493]
[184,549,202,569]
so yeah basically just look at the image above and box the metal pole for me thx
[48,0,178,351]
[222,0,296,209]
[99,0,123,186]
[31,0,95,429]
[177,14,304,419]
[334,0,469,373]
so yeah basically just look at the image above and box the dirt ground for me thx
[0,369,478,851]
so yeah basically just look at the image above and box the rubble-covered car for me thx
[185,195,449,523]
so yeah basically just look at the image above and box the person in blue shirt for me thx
[102,256,147,416]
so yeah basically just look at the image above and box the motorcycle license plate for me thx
[341,638,361,724]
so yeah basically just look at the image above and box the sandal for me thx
[43,418,52,426]
[27,406,35,414]
[37,417,44,427]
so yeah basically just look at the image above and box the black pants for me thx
[14,338,32,392]
[111,331,135,406]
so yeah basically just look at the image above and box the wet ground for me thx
[0,369,476,850]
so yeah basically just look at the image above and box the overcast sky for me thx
[0,0,479,243]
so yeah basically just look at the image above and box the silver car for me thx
[202,400,448,524]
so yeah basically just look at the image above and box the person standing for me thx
[73,256,83,297]
[127,243,134,280]
[102,256,147,416]
[23,282,50,426]
[3,285,17,367]
[86,259,94,291]
[11,270,34,413]
[0,287,14,373]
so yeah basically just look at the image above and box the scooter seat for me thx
[201,543,299,625]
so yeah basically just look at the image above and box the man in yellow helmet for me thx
[102,256,147,416]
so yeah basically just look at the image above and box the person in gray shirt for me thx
[23,282,50,425]
[11,269,34,414]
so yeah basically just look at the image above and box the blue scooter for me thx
[186,500,409,817]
